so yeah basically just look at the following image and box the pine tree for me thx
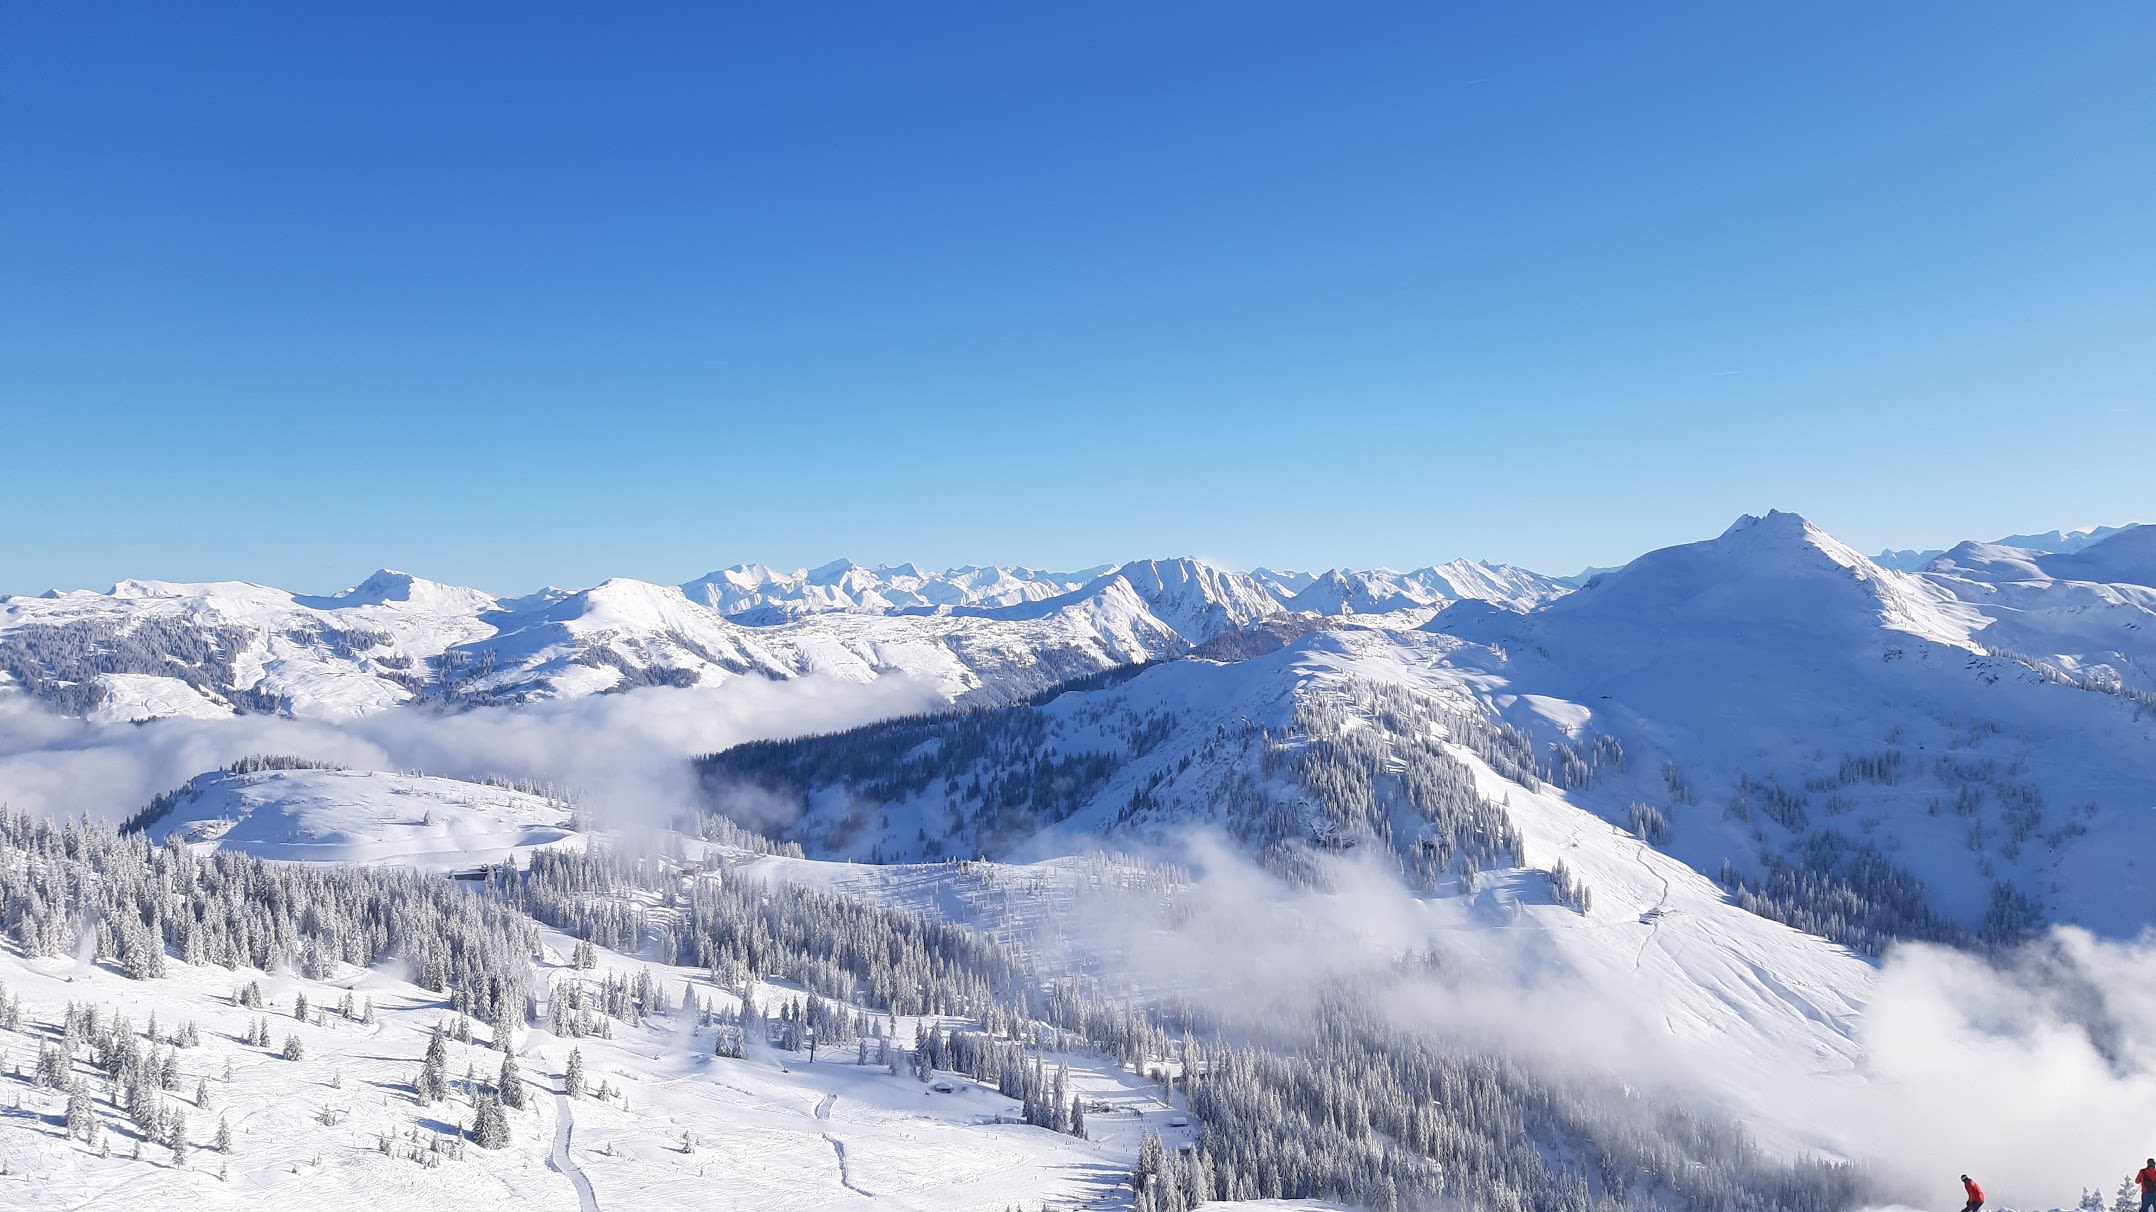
[35,1042,67,1088]
[416,1023,448,1104]
[168,1106,190,1165]
[498,1051,527,1110]
[65,1081,95,1143]
[216,1115,233,1153]
[281,1034,304,1061]
[469,1093,510,1149]
[564,1048,585,1099]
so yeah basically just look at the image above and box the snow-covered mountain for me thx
[15,509,2156,1209]
[1422,511,2156,939]
[1917,526,2156,696]
[1872,521,2148,571]
[1285,560,1568,617]
[0,566,1203,719]
[0,555,1569,722]
[679,560,1108,623]
[702,511,2156,945]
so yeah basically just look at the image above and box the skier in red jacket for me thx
[2134,1158,2156,1212]
[1959,1173,1984,1211]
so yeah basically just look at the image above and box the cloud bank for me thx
[0,673,940,828]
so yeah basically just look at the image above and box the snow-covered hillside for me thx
[703,512,2156,947]
[1426,512,2156,939]
[9,788,1859,1212]
[134,766,583,873]
[0,809,1245,1212]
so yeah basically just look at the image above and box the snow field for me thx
[143,768,584,873]
[0,892,1245,1212]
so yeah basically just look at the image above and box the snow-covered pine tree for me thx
[168,1107,190,1164]
[469,1093,510,1149]
[497,1052,526,1110]
[416,1023,449,1104]
[65,1081,95,1143]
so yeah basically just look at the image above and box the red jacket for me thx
[1963,1177,1984,1202]
[2137,1166,2156,1192]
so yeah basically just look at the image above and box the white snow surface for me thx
[0,889,1322,1212]
[139,768,583,872]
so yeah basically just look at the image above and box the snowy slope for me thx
[0,873,1251,1212]
[701,630,1882,1159]
[1428,511,2156,937]
[1923,531,2156,695]
[707,512,2156,945]
[136,767,583,872]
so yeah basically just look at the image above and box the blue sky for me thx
[3,4,2150,595]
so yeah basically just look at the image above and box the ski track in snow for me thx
[816,1094,876,1197]
[550,1077,599,1212]
[1630,834,1674,972]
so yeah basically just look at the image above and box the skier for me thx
[1958,1173,1984,1212]
[2134,1157,2156,1212]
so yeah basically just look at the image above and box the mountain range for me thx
[8,511,2156,1208]
[0,556,1563,721]
[8,521,2148,726]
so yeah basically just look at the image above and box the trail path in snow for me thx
[1630,835,1674,971]
[815,1093,875,1197]
[550,1076,600,1212]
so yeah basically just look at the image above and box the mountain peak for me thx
[807,558,864,582]
[1548,510,1978,649]
[316,569,495,614]
[1717,509,1817,542]
[344,569,419,601]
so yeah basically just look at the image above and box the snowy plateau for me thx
[2,514,2156,1212]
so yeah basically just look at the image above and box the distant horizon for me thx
[8,509,2146,601]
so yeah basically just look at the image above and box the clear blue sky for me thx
[3,3,2150,595]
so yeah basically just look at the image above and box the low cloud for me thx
[0,673,940,830]
[1054,833,2156,1208]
